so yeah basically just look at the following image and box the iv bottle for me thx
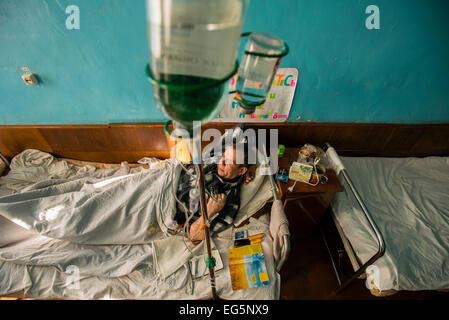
[189,188,201,214]
[146,0,250,130]
[236,33,286,114]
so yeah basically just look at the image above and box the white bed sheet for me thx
[0,150,279,299]
[0,215,279,300]
[331,156,449,292]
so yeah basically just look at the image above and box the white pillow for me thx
[234,167,273,227]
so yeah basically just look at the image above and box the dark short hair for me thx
[231,142,256,168]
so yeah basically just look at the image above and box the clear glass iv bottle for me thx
[146,0,250,131]
[236,32,287,114]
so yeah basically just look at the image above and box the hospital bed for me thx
[323,144,449,296]
[0,145,289,300]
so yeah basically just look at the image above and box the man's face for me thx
[217,146,247,180]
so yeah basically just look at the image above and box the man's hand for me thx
[207,193,227,216]
[189,193,227,243]
[244,164,256,185]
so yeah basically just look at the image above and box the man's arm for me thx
[189,193,227,242]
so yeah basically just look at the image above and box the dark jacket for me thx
[174,163,242,233]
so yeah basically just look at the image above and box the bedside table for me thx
[276,148,344,240]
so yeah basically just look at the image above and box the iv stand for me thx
[189,121,217,300]
[194,163,218,300]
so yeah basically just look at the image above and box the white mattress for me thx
[331,156,449,292]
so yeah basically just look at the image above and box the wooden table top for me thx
[276,147,344,198]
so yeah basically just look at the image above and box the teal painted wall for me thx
[1,0,448,125]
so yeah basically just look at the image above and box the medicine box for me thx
[289,161,313,183]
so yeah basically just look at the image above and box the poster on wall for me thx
[213,67,299,123]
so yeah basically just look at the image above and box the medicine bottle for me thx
[236,32,287,114]
[189,188,201,214]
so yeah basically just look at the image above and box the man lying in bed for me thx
[174,142,256,242]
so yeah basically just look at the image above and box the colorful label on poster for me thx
[214,67,298,122]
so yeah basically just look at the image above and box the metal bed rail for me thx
[322,143,386,293]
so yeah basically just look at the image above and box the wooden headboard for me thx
[1,123,448,163]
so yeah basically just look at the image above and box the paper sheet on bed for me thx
[228,243,270,290]
[331,156,449,292]
[152,236,223,279]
